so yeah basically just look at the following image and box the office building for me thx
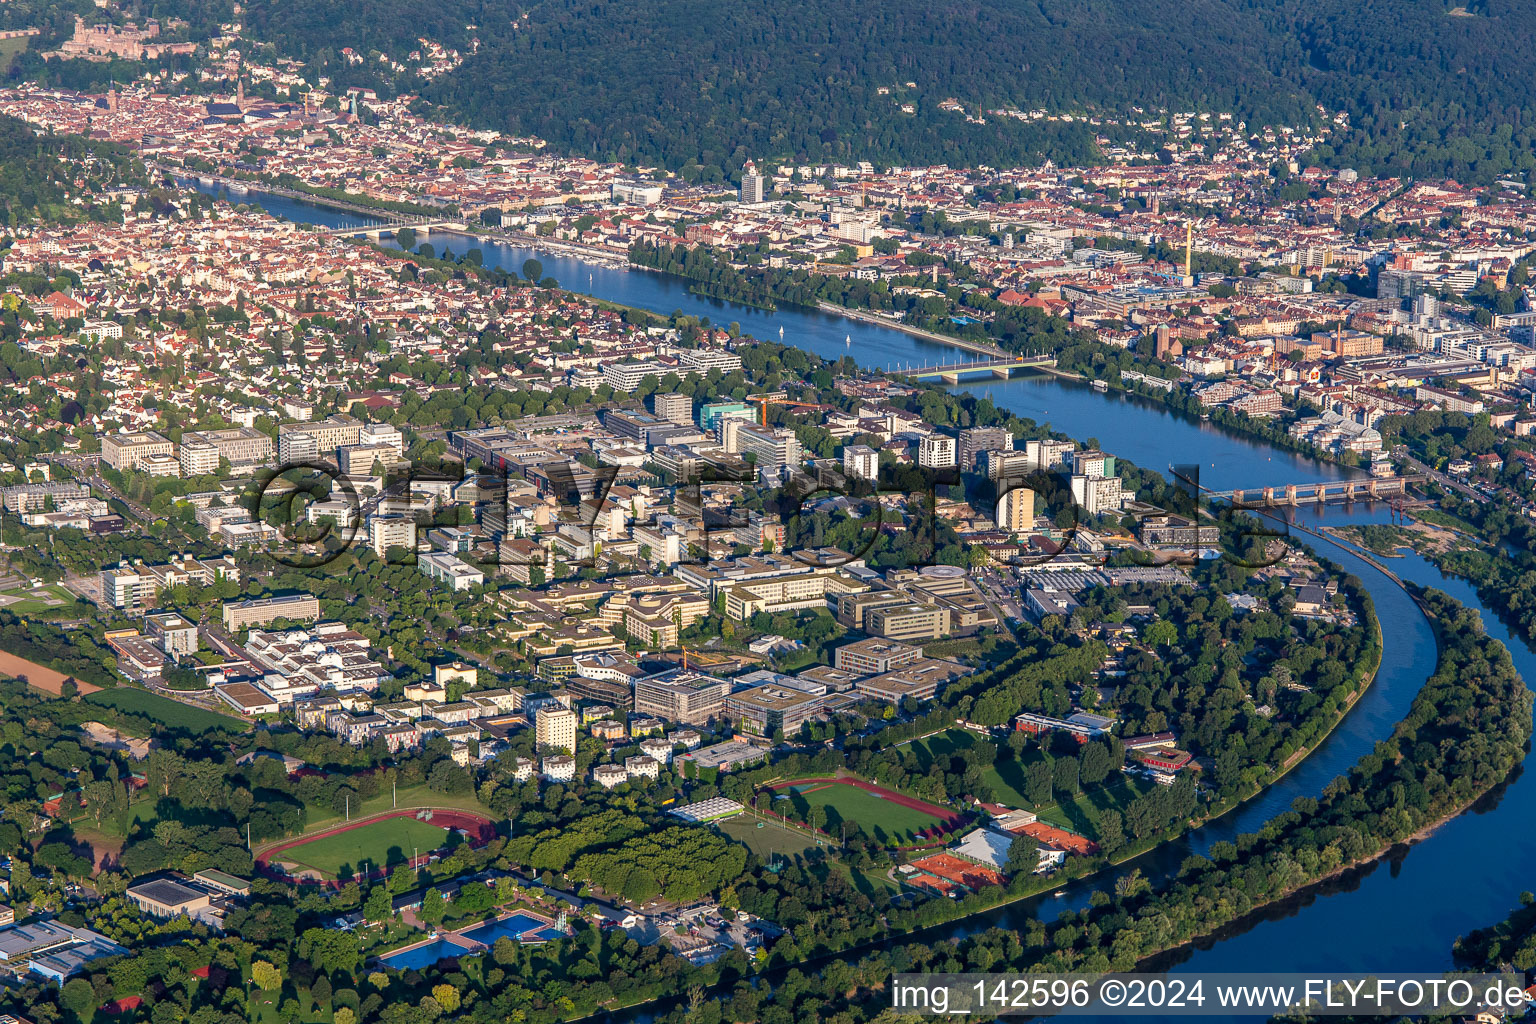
[633,669,731,725]
[602,362,667,391]
[724,684,824,737]
[834,637,923,675]
[700,402,754,430]
[221,594,321,631]
[178,426,273,476]
[535,705,578,754]
[418,551,484,592]
[277,414,362,464]
[100,556,240,610]
[866,602,951,641]
[146,612,198,660]
[722,421,801,476]
[100,430,174,472]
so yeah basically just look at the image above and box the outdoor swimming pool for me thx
[378,938,465,970]
[461,912,553,945]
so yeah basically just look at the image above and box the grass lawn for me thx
[0,583,76,616]
[301,782,493,832]
[0,35,30,75]
[278,818,449,878]
[715,813,823,861]
[779,781,947,844]
[84,687,245,732]
[902,727,978,768]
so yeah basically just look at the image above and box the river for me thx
[202,183,1536,1005]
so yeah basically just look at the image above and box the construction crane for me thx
[745,393,832,426]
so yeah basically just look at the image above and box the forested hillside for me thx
[238,0,1536,181]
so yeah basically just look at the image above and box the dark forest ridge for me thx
[238,0,1536,182]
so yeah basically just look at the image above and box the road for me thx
[1398,451,1488,504]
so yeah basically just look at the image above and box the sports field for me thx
[773,778,958,843]
[715,813,822,860]
[277,818,449,878]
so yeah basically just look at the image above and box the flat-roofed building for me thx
[277,414,362,463]
[834,637,923,675]
[146,611,198,660]
[126,876,211,919]
[675,740,768,775]
[866,602,950,641]
[221,593,321,631]
[179,426,274,476]
[101,430,173,471]
[633,668,731,725]
[215,681,280,716]
[854,658,967,703]
[0,920,126,982]
[535,705,577,754]
[651,392,693,426]
[724,684,823,737]
[419,551,485,592]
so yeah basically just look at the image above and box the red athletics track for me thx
[768,777,967,834]
[255,808,497,887]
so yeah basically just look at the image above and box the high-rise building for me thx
[652,393,693,426]
[843,444,879,480]
[996,486,1036,532]
[1025,438,1076,472]
[1070,474,1127,516]
[740,163,766,204]
[918,434,957,469]
[723,421,801,477]
[958,427,1012,470]
[535,706,578,754]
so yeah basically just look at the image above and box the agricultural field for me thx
[84,687,245,732]
[275,818,450,878]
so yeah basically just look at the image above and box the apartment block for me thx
[535,705,578,754]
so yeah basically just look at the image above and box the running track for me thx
[769,777,966,828]
[254,808,497,886]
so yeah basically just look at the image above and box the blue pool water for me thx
[379,938,465,970]
[461,913,549,945]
